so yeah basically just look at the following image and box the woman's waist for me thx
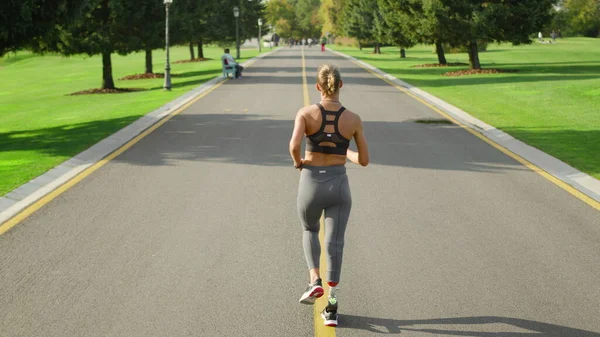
[303,154,346,167]
[301,164,346,176]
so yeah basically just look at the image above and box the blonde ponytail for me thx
[317,64,341,97]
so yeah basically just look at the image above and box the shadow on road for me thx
[2,114,598,177]
[338,315,600,336]
[4,112,598,176]
[104,113,527,174]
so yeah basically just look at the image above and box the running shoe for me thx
[299,278,324,304]
[321,297,339,327]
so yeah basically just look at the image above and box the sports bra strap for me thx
[306,103,350,155]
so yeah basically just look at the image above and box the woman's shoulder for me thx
[341,107,362,123]
[299,104,322,116]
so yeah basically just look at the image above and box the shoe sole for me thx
[299,286,324,304]
[320,311,338,327]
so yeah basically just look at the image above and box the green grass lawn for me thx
[331,38,600,181]
[0,46,265,196]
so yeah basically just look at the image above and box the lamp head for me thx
[233,6,239,18]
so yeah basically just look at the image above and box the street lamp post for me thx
[163,0,173,91]
[233,6,240,59]
[258,18,263,53]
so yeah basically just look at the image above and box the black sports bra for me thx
[305,103,351,155]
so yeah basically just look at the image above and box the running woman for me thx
[289,64,369,327]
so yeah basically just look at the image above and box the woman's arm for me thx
[347,115,369,167]
[289,109,306,168]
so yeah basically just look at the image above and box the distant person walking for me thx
[538,32,543,42]
[320,37,327,52]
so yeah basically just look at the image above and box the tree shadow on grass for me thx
[0,116,142,158]
[342,55,436,63]
[338,315,600,336]
[379,68,600,87]
[0,53,39,66]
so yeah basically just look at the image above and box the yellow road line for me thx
[349,58,600,212]
[314,218,334,336]
[0,79,228,236]
[302,47,336,337]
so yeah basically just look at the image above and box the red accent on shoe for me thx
[325,322,338,327]
[327,282,338,287]
[310,287,324,298]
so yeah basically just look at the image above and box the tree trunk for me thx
[189,43,195,60]
[358,42,362,50]
[197,39,204,59]
[102,52,115,89]
[374,43,381,54]
[467,40,481,70]
[435,41,447,65]
[400,48,406,58]
[145,47,153,74]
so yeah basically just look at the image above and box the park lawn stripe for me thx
[331,37,600,181]
[0,46,263,196]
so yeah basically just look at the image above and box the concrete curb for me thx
[330,49,600,204]
[0,48,282,226]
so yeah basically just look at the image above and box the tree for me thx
[342,0,376,51]
[0,0,79,56]
[171,0,211,60]
[51,0,142,89]
[296,0,323,38]
[266,0,298,39]
[399,0,453,64]
[113,0,165,74]
[319,0,348,39]
[564,0,600,37]
[438,0,558,69]
[377,0,418,58]
[239,0,268,44]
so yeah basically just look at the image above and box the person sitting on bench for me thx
[221,48,244,79]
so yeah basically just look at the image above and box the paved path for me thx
[1,47,599,337]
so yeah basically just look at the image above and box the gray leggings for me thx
[297,165,352,284]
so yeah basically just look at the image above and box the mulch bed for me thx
[173,57,211,64]
[119,73,181,80]
[69,88,147,96]
[442,68,520,76]
[413,63,468,68]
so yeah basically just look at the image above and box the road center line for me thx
[302,46,336,337]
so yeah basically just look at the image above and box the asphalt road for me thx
[1,47,599,337]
